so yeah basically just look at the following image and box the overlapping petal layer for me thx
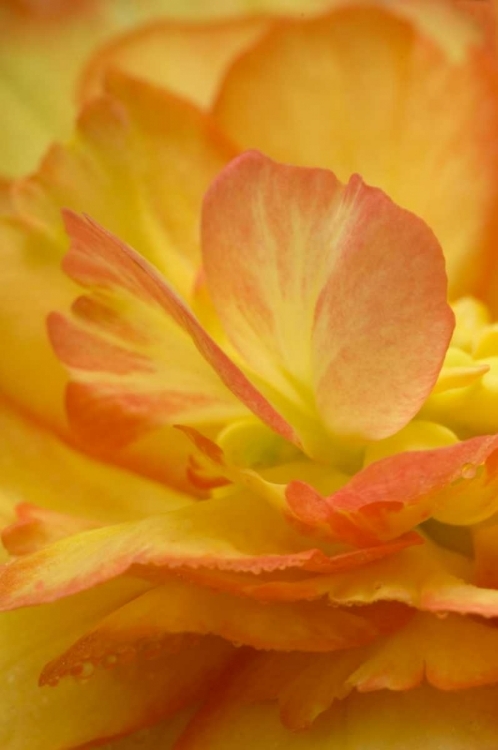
[0,492,419,611]
[0,0,333,177]
[3,2,498,748]
[0,73,236,488]
[39,579,380,688]
[0,576,234,750]
[213,1,498,298]
[0,394,191,524]
[48,211,297,449]
[79,19,271,110]
[174,682,498,749]
[49,152,453,461]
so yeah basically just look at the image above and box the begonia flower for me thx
[3,1,498,749]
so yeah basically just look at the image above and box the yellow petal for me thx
[0,491,371,612]
[0,74,235,487]
[0,577,231,750]
[80,18,270,110]
[0,394,192,524]
[173,684,498,749]
[40,580,378,688]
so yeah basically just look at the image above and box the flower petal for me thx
[0,74,240,488]
[188,541,498,619]
[0,577,232,750]
[202,151,453,447]
[40,580,379,689]
[174,679,498,749]
[346,612,498,693]
[1,503,99,557]
[171,610,498,735]
[0,0,251,177]
[0,73,235,436]
[48,212,247,448]
[213,3,498,299]
[0,394,191,524]
[0,491,369,611]
[285,433,498,544]
[51,211,299,448]
[80,18,270,110]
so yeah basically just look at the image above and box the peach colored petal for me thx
[345,612,498,693]
[213,2,498,301]
[0,74,236,488]
[1,0,281,176]
[48,212,247,448]
[0,577,231,750]
[174,611,498,734]
[473,520,498,588]
[80,18,271,110]
[202,151,453,447]
[1,503,100,557]
[455,0,496,51]
[86,711,192,750]
[286,434,498,544]
[40,581,379,689]
[0,491,381,611]
[0,394,192,525]
[173,677,498,749]
[179,423,498,545]
[51,211,299,449]
[182,541,498,619]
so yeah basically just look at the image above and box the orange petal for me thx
[87,711,192,750]
[0,576,231,750]
[286,433,498,544]
[0,74,237,487]
[1,503,99,557]
[0,491,375,611]
[346,611,498,693]
[0,0,246,177]
[194,541,498,619]
[213,3,498,300]
[40,580,379,689]
[202,151,453,450]
[80,18,271,110]
[51,211,299,448]
[473,519,498,588]
[177,610,498,733]
[0,74,234,428]
[48,212,246,448]
[174,677,498,749]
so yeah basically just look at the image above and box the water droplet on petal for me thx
[102,654,118,669]
[70,661,95,681]
[461,462,477,479]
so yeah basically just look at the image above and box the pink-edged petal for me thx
[49,211,299,448]
[0,491,390,612]
[285,434,498,545]
[39,580,379,689]
[202,151,453,446]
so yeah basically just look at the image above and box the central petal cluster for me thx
[48,151,454,471]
